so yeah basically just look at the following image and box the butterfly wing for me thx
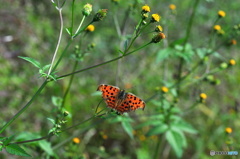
[125,93,145,111]
[97,84,120,109]
[97,84,145,114]
[114,100,131,114]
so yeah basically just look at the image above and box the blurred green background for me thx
[0,0,239,158]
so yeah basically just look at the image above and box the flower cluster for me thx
[140,5,166,43]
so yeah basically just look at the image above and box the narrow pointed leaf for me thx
[18,56,41,68]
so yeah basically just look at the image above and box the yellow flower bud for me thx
[151,14,161,23]
[86,24,95,32]
[169,4,176,10]
[72,137,81,144]
[229,59,236,66]
[218,10,226,18]
[214,25,221,31]
[161,86,169,93]
[142,5,150,13]
[151,32,166,43]
[225,127,232,134]
[200,93,207,100]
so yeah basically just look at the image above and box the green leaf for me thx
[5,144,31,157]
[135,120,163,129]
[18,56,41,68]
[146,124,168,136]
[156,48,172,63]
[118,50,125,55]
[0,137,7,141]
[39,140,54,156]
[196,48,208,59]
[121,120,134,139]
[171,126,187,148]
[3,136,14,146]
[47,118,56,125]
[48,74,57,81]
[51,96,62,107]
[109,115,132,123]
[169,37,187,47]
[172,121,198,134]
[123,39,129,52]
[66,27,72,36]
[42,64,51,72]
[166,129,184,158]
[173,43,194,62]
[39,69,43,74]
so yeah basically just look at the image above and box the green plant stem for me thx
[154,134,164,159]
[61,61,79,109]
[123,20,149,55]
[11,134,53,145]
[171,42,224,89]
[182,67,221,88]
[73,21,93,38]
[176,0,200,94]
[182,102,199,115]
[207,17,220,49]
[74,15,86,36]
[0,80,48,134]
[9,112,106,145]
[71,0,75,36]
[52,39,72,73]
[57,42,152,79]
[47,8,64,76]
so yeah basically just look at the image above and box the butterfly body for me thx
[97,84,145,113]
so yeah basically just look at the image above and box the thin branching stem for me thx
[47,8,64,76]
[0,80,48,134]
[57,42,152,79]
[74,15,86,36]
[176,0,200,94]
[9,111,107,145]
[61,61,79,109]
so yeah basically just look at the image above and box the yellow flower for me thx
[214,25,221,31]
[151,32,166,43]
[72,137,81,144]
[151,14,161,22]
[225,127,232,134]
[161,86,169,93]
[200,93,207,100]
[102,134,108,140]
[155,25,163,32]
[218,10,226,18]
[124,83,132,89]
[86,24,95,32]
[142,5,150,13]
[229,59,236,66]
[169,4,176,10]
[230,39,237,45]
[139,135,146,141]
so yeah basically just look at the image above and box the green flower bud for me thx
[220,62,228,69]
[82,3,92,16]
[93,9,108,22]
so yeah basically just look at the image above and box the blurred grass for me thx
[0,0,239,158]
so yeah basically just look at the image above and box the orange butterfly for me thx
[97,84,145,114]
